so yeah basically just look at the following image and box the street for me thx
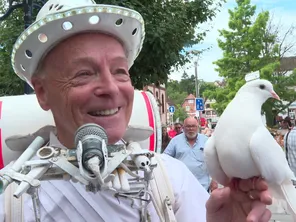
[269,199,294,222]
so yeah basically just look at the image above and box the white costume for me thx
[0,133,209,221]
[0,0,210,221]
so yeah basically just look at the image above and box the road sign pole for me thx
[168,106,175,125]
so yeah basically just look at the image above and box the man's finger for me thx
[206,187,230,213]
[239,177,268,192]
[259,209,272,222]
[259,190,272,205]
[246,201,266,222]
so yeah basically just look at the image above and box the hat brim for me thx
[12,4,145,87]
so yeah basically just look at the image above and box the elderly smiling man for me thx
[0,0,273,221]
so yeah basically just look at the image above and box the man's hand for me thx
[206,177,272,222]
[209,180,218,192]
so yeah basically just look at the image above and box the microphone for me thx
[74,124,108,184]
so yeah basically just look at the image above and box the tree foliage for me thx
[173,104,188,123]
[0,0,224,96]
[204,0,296,127]
[166,74,218,122]
[0,2,24,96]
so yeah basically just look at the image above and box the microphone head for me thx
[74,123,108,146]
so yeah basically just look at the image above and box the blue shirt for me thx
[164,133,210,190]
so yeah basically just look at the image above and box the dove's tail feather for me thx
[280,181,296,215]
[269,181,296,219]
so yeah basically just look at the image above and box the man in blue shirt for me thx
[164,117,210,190]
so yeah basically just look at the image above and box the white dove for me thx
[204,79,296,218]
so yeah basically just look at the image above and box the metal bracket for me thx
[49,156,89,185]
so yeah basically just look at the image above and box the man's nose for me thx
[93,70,120,97]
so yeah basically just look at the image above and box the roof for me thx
[280,56,296,71]
[166,98,175,106]
[184,94,195,100]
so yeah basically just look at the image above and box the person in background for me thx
[174,122,183,135]
[284,117,296,183]
[202,123,213,137]
[161,125,171,153]
[168,122,182,138]
[168,124,176,138]
[164,117,210,191]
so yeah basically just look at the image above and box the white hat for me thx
[11,0,145,88]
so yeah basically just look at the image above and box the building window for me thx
[188,99,194,104]
[161,94,165,114]
[156,91,159,98]
[206,111,211,116]
[212,111,216,115]
[185,106,190,111]
[206,104,211,109]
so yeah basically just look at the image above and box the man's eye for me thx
[114,68,128,75]
[76,71,92,77]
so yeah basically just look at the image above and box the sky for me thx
[169,0,296,83]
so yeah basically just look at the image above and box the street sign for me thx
[168,106,175,113]
[195,98,204,111]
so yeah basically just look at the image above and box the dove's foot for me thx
[250,177,258,190]
[229,178,240,191]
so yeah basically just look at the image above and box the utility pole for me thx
[194,60,199,98]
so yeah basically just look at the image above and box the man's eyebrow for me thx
[110,56,128,64]
[70,57,97,65]
[70,56,128,65]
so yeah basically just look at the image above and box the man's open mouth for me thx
[88,107,120,116]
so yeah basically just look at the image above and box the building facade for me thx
[181,94,196,117]
[143,84,167,124]
[204,99,219,123]
[182,94,219,125]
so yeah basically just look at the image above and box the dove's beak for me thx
[271,91,280,100]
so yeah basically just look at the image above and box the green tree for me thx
[204,0,296,126]
[0,3,24,96]
[167,74,218,109]
[0,0,224,96]
[173,104,188,123]
[179,72,196,95]
[166,79,188,105]
[199,80,218,101]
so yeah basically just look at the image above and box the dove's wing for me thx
[204,136,230,186]
[250,126,296,216]
[249,126,294,183]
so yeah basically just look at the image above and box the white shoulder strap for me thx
[4,183,24,222]
[150,154,177,222]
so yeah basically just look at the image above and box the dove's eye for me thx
[259,84,265,90]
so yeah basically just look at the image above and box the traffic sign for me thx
[168,106,175,113]
[195,98,204,111]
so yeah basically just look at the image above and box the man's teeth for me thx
[91,108,119,116]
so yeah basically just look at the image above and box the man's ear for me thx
[31,77,50,111]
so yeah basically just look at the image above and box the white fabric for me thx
[0,153,209,222]
[4,183,24,222]
[150,154,176,221]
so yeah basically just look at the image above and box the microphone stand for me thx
[0,136,158,222]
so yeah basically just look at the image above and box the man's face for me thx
[184,119,199,139]
[174,124,182,134]
[32,33,134,146]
